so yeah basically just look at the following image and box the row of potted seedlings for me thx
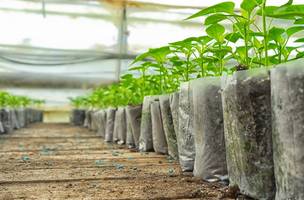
[72,61,304,199]
[0,91,44,134]
[70,1,304,199]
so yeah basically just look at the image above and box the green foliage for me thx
[0,91,44,108]
[71,0,304,109]
[186,2,235,20]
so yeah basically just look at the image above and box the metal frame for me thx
[116,2,128,81]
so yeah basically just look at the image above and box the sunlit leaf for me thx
[268,27,285,42]
[186,2,235,20]
[294,37,304,43]
[205,14,228,25]
[286,26,304,37]
[295,18,304,24]
[241,0,259,16]
[225,32,242,43]
[206,24,225,42]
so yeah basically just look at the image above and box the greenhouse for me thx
[1,0,304,199]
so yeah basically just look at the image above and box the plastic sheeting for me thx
[70,109,85,126]
[1,109,13,134]
[91,110,99,132]
[17,109,26,128]
[126,114,135,148]
[151,100,168,154]
[139,95,159,152]
[192,77,227,182]
[169,92,179,142]
[11,110,20,129]
[0,111,4,133]
[105,108,116,142]
[126,105,142,148]
[221,68,275,199]
[159,94,178,159]
[116,107,127,145]
[177,82,195,172]
[96,110,107,138]
[271,60,304,200]
[0,0,205,106]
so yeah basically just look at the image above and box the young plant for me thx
[169,37,199,81]
[0,91,44,108]
[131,46,172,94]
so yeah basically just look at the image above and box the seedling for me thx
[0,91,44,108]
[70,0,304,109]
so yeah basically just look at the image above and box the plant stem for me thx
[159,70,163,94]
[278,45,282,63]
[244,21,250,67]
[160,62,167,93]
[259,52,262,67]
[142,69,146,98]
[186,54,190,81]
[219,43,223,75]
[262,0,269,66]
[201,62,204,77]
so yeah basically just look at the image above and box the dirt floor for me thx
[0,123,233,200]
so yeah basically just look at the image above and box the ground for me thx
[0,123,233,200]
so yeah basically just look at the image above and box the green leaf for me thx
[169,37,197,49]
[236,46,247,60]
[205,14,228,25]
[268,27,285,41]
[286,26,304,37]
[250,32,264,37]
[259,5,304,19]
[253,37,263,49]
[186,2,235,20]
[148,46,171,63]
[225,32,242,43]
[121,74,133,79]
[131,51,149,65]
[294,37,304,43]
[197,36,213,44]
[255,0,263,5]
[296,51,304,58]
[128,66,142,71]
[233,21,247,36]
[286,46,298,52]
[295,18,304,24]
[241,0,259,16]
[282,0,293,7]
[206,24,225,42]
[268,42,279,50]
[269,55,280,65]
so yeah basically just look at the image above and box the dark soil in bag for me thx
[151,100,168,154]
[126,105,142,149]
[192,77,227,182]
[139,96,159,152]
[221,68,275,199]
[271,60,304,200]
[105,108,116,143]
[177,82,195,172]
[159,95,178,159]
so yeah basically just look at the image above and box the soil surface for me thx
[0,123,233,200]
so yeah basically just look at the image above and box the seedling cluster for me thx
[0,91,44,108]
[71,0,304,108]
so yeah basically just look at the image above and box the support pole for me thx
[42,0,46,18]
[115,2,128,81]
